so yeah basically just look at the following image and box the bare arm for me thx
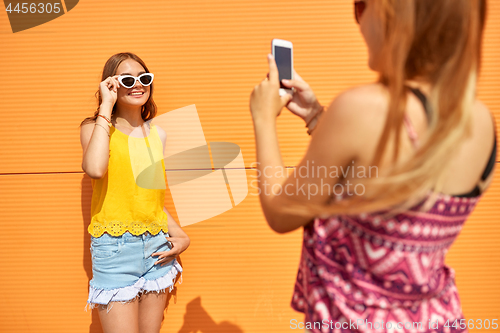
[81,103,112,179]
[252,92,363,233]
[151,207,190,266]
[163,206,189,239]
[250,55,369,234]
[80,76,120,179]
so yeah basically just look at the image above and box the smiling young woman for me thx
[250,0,494,332]
[79,52,190,333]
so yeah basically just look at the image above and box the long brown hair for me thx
[79,52,157,127]
[284,0,487,216]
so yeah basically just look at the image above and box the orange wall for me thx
[0,1,499,332]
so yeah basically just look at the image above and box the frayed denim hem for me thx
[84,261,182,313]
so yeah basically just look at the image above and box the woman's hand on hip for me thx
[151,235,190,266]
[280,71,323,124]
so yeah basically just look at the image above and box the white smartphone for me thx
[271,39,293,96]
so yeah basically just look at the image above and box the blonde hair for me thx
[283,0,487,216]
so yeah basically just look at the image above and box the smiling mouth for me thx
[129,92,145,96]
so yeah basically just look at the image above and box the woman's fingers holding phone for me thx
[267,54,280,84]
[281,71,320,122]
[286,101,310,120]
[250,54,293,121]
[292,70,307,83]
[281,71,310,92]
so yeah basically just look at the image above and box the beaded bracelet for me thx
[98,114,112,127]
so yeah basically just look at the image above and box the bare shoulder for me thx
[326,83,389,124]
[334,83,389,105]
[320,83,389,140]
[473,100,496,190]
[310,83,389,162]
[473,99,495,130]
[472,99,495,149]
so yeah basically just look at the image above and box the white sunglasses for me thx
[118,73,154,88]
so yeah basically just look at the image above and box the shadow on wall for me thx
[80,176,102,332]
[177,297,244,333]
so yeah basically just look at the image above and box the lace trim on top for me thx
[88,219,169,237]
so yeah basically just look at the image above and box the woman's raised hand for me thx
[99,75,120,107]
[281,71,323,124]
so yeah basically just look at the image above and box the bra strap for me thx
[408,87,431,121]
[403,87,497,197]
[403,87,432,150]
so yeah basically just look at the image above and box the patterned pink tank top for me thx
[292,193,479,333]
[291,88,496,333]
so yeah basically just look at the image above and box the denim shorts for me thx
[85,230,183,313]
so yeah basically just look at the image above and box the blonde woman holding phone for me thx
[250,0,495,332]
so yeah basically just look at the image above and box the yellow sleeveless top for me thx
[88,123,169,237]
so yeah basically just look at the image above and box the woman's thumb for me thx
[282,78,308,92]
[281,93,293,107]
[281,79,293,88]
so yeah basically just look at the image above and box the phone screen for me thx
[274,46,292,88]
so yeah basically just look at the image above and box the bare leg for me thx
[97,298,140,333]
[138,290,168,333]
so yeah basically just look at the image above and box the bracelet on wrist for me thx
[305,105,324,127]
[305,105,325,135]
[98,114,112,127]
